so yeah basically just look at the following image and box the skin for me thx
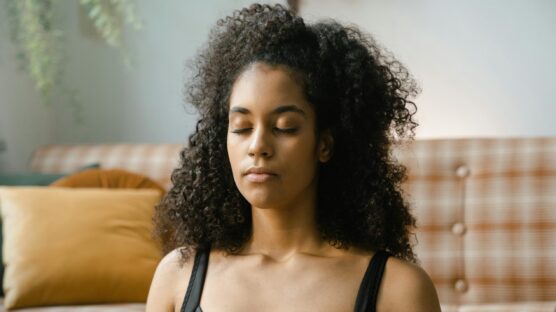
[146,62,441,312]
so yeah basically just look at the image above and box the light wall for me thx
[0,27,52,172]
[1,1,555,172]
[50,0,283,144]
[300,0,556,138]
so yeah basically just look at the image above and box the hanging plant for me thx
[79,0,142,65]
[3,0,142,106]
[5,0,61,103]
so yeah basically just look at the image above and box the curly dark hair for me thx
[154,3,420,263]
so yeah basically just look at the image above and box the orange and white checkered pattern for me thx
[396,138,556,309]
[29,144,183,190]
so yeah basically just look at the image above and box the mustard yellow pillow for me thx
[0,187,163,309]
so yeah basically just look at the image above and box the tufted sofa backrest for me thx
[30,144,183,190]
[396,138,556,306]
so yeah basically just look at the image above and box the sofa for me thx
[0,138,554,311]
[395,138,556,312]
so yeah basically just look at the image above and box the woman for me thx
[147,3,441,312]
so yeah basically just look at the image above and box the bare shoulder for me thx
[146,248,195,312]
[378,256,441,312]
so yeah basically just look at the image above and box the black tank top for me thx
[180,249,390,312]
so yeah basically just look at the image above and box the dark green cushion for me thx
[0,173,66,186]
[0,163,100,296]
[0,163,101,186]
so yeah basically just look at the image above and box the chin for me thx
[246,197,283,209]
[242,190,286,209]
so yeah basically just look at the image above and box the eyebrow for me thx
[229,105,306,118]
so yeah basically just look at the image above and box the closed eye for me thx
[230,128,298,134]
[273,127,298,134]
[230,128,252,134]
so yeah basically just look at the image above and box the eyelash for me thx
[231,127,298,134]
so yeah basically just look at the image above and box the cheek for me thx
[226,135,241,172]
[282,136,319,174]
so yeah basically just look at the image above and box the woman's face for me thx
[227,62,331,209]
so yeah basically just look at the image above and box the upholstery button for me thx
[456,165,470,178]
[454,279,469,293]
[451,222,467,236]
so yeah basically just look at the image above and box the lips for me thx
[243,167,277,182]
[244,167,276,175]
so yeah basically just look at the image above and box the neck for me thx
[242,187,326,261]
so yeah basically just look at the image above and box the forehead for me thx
[228,63,312,115]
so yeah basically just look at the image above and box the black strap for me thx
[354,250,391,312]
[181,249,210,312]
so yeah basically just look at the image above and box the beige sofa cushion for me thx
[442,302,556,312]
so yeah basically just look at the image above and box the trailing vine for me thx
[3,0,142,108]
[4,0,61,101]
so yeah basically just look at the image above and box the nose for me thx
[248,127,273,158]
